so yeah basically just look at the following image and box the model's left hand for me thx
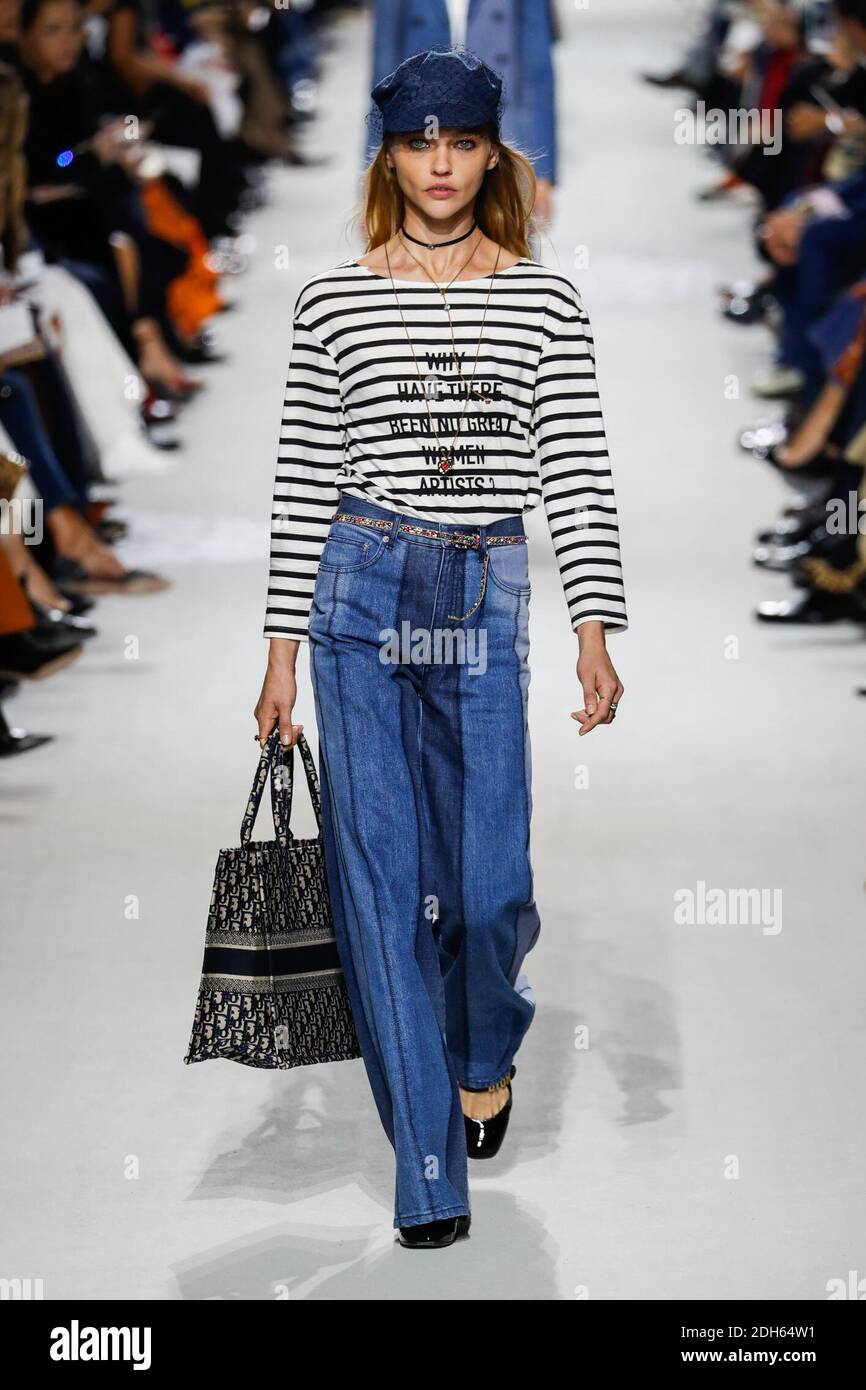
[572,625,623,734]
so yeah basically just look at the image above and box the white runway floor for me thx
[1,1,863,1300]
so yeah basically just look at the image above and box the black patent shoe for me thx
[789,535,860,587]
[29,598,98,640]
[173,329,226,366]
[0,701,53,756]
[755,524,857,576]
[0,622,84,681]
[722,288,776,326]
[739,417,789,456]
[397,1213,471,1249]
[55,588,96,617]
[754,496,833,546]
[463,1066,516,1160]
[755,591,864,625]
[763,446,838,485]
[640,69,692,89]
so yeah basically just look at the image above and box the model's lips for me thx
[426,185,456,196]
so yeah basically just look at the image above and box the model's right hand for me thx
[254,639,303,748]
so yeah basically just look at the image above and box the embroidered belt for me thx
[331,511,526,550]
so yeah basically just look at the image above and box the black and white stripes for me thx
[264,257,627,640]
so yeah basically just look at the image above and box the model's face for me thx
[385,127,499,221]
[22,1,83,79]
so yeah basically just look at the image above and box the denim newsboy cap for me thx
[370,47,503,135]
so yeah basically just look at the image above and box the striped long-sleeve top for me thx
[264,256,628,641]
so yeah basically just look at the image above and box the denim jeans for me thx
[0,369,81,513]
[775,212,866,403]
[308,491,541,1228]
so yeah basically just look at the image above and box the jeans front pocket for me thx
[318,522,388,573]
[486,542,531,597]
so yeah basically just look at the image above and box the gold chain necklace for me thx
[402,233,501,407]
[398,234,498,399]
[385,236,502,473]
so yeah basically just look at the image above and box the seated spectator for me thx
[0,0,339,752]
[644,1,866,661]
[16,0,211,397]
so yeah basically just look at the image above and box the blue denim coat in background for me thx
[368,0,558,182]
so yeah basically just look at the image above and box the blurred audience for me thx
[645,0,866,686]
[0,0,354,754]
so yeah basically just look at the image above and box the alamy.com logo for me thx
[49,1320,151,1370]
[826,1270,866,1299]
[675,102,782,156]
[674,880,782,935]
[379,621,488,674]
[0,496,43,544]
[0,1276,43,1299]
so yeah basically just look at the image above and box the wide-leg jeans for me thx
[308,491,541,1228]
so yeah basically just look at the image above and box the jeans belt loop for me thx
[387,509,401,546]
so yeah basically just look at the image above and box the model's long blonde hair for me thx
[360,124,537,257]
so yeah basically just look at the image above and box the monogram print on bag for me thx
[184,731,362,1070]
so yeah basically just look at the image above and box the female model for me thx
[255,47,628,1249]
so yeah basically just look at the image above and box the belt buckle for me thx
[451,530,477,550]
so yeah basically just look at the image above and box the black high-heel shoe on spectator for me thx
[0,614,84,681]
[28,596,98,640]
[52,556,170,598]
[739,417,789,456]
[173,329,226,366]
[54,588,96,618]
[94,518,129,544]
[463,1066,516,1160]
[755,591,858,625]
[756,563,866,626]
[641,69,693,89]
[788,534,860,586]
[755,490,834,546]
[762,446,838,484]
[752,496,834,568]
[740,399,808,457]
[141,394,181,451]
[722,286,777,326]
[755,524,858,576]
[753,534,816,571]
[0,687,53,756]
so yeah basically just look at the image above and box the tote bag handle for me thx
[240,728,324,847]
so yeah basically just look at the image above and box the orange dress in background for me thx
[0,546,36,637]
[140,178,224,339]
